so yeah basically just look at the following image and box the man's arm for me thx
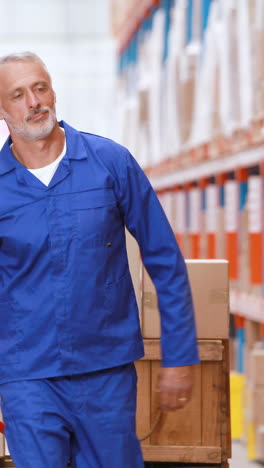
[112,146,200,408]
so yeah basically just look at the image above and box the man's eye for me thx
[37,87,47,92]
[13,94,22,100]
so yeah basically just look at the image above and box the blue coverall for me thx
[0,121,200,467]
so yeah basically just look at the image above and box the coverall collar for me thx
[0,120,89,188]
[0,136,17,176]
[59,120,89,162]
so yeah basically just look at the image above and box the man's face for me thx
[0,60,57,141]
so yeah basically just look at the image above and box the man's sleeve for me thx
[114,147,200,367]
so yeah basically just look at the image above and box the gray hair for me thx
[0,51,50,76]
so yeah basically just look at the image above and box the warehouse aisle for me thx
[230,441,260,468]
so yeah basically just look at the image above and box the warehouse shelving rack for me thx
[112,0,264,462]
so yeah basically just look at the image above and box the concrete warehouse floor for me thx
[230,441,261,468]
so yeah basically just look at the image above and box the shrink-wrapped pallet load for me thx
[137,86,150,169]
[173,188,189,256]
[252,0,264,121]
[205,182,218,259]
[236,0,254,129]
[163,0,186,158]
[247,175,263,298]
[189,2,220,149]
[239,203,250,295]
[147,9,165,165]
[188,186,202,258]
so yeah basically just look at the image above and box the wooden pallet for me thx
[0,458,231,468]
[0,458,13,468]
[136,339,231,465]
[144,463,229,468]
[0,458,230,468]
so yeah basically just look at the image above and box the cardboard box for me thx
[125,229,142,321]
[178,55,198,145]
[249,347,264,386]
[250,386,264,426]
[244,321,261,377]
[239,208,250,293]
[245,319,261,350]
[216,203,226,259]
[255,425,264,462]
[142,259,229,339]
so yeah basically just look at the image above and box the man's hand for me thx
[157,365,194,412]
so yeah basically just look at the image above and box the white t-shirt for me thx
[28,141,66,186]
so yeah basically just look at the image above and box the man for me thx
[0,52,199,468]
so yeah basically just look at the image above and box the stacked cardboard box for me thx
[239,206,250,296]
[244,320,261,379]
[178,55,198,146]
[126,230,142,322]
[216,183,226,260]
[244,345,264,461]
[255,425,264,462]
[141,260,229,340]
[172,189,190,257]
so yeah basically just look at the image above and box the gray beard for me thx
[1,108,57,141]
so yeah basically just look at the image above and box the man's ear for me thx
[0,103,4,120]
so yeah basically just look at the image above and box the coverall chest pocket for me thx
[71,189,118,246]
[0,300,19,364]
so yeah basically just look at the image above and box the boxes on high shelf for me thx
[199,189,207,259]
[178,55,197,145]
[111,0,138,35]
[217,202,226,258]
[239,207,250,294]
[171,189,190,258]
[251,5,264,119]
[209,64,222,156]
[142,259,229,339]
[139,88,149,125]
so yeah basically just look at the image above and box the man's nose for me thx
[26,91,40,109]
